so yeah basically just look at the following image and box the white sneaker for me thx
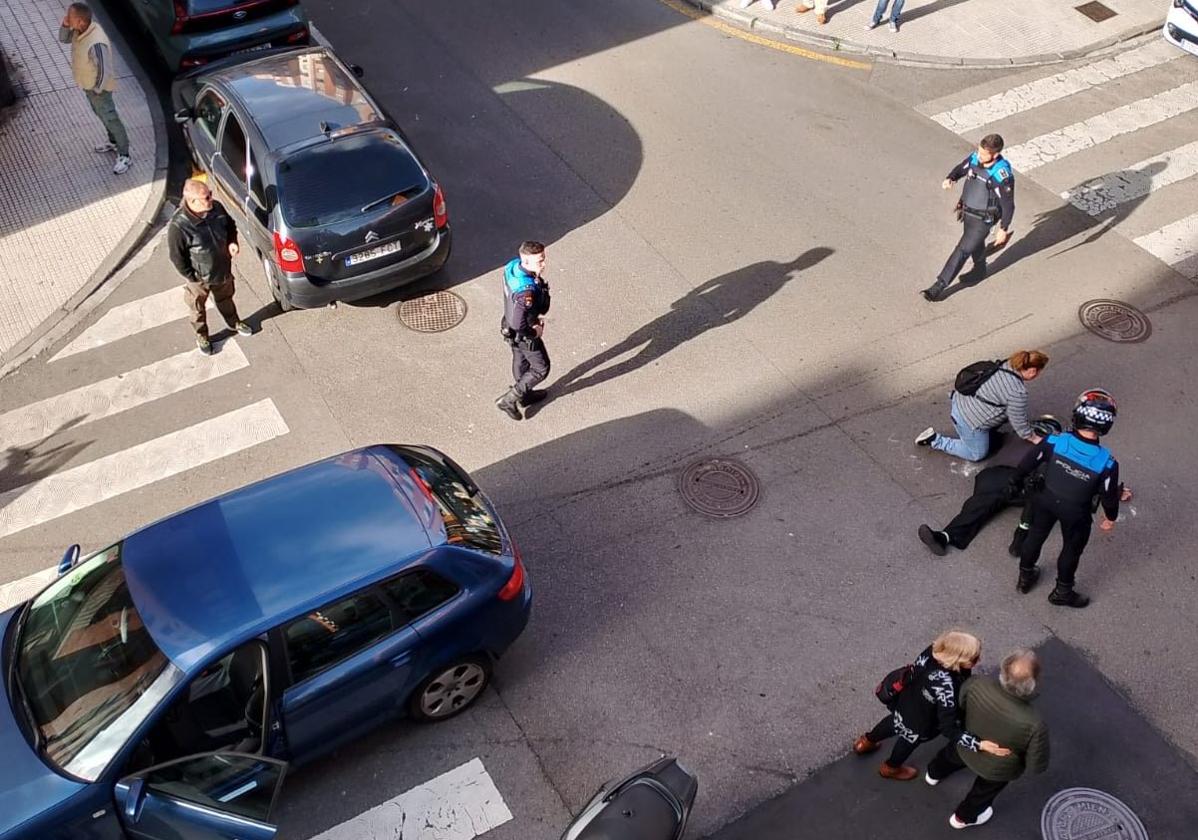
[915,427,937,447]
[739,0,753,7]
[924,771,940,786]
[761,0,776,8]
[113,155,131,175]
[864,19,879,29]
[950,807,994,829]
[889,20,899,31]
[93,142,118,154]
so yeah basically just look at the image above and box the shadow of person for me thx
[960,160,1169,292]
[547,248,834,401]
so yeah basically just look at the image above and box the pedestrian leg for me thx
[889,0,906,23]
[930,410,991,461]
[86,90,129,156]
[953,776,1008,824]
[514,339,550,399]
[1018,497,1058,592]
[926,742,966,782]
[869,0,888,25]
[928,216,988,300]
[1053,512,1092,588]
[210,276,241,328]
[883,735,921,769]
[183,282,211,337]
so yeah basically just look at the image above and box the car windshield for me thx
[276,132,428,228]
[14,545,182,782]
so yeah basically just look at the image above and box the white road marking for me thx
[930,41,1182,134]
[1,343,249,449]
[0,399,288,539]
[1004,80,1198,171]
[1060,139,1198,214]
[310,758,513,840]
[1133,211,1198,278]
[0,567,56,612]
[51,288,214,361]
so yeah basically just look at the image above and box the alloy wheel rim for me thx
[420,662,486,718]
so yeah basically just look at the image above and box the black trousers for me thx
[1019,493,1092,586]
[937,214,992,284]
[510,337,550,397]
[943,465,1022,549]
[867,714,924,768]
[927,744,1008,823]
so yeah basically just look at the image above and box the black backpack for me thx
[875,664,915,707]
[954,359,1020,407]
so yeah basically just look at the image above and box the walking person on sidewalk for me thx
[496,241,553,421]
[168,179,254,355]
[924,649,1049,830]
[917,350,1049,463]
[1013,389,1122,608]
[59,3,130,175]
[923,134,1014,302]
[865,0,905,32]
[854,631,1010,780]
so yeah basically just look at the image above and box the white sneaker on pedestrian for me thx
[949,807,994,829]
[915,427,937,447]
[93,142,118,154]
[739,0,753,7]
[113,155,131,174]
[889,20,899,31]
[761,0,776,8]
[864,19,878,29]
[924,771,940,786]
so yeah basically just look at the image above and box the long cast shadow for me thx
[547,248,833,401]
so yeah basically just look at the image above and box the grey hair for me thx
[68,3,93,24]
[999,649,1040,699]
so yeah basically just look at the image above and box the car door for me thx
[278,586,420,762]
[113,752,286,840]
[187,87,226,173]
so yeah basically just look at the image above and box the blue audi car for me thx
[0,445,530,840]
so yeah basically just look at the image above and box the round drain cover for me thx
[1078,299,1151,343]
[1042,788,1148,840]
[398,291,467,333]
[679,458,760,519]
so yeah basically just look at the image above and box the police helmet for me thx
[1031,415,1063,438]
[1072,389,1117,436]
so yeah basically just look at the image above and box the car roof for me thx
[121,446,438,673]
[210,46,384,151]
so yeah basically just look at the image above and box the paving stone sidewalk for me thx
[697,0,1166,65]
[0,0,164,369]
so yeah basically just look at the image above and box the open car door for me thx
[114,752,286,840]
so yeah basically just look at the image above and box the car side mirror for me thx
[350,64,365,78]
[122,778,147,823]
[173,108,192,125]
[57,544,80,576]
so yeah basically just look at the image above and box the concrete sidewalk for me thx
[694,0,1166,65]
[0,0,166,374]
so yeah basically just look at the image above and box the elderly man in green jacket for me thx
[924,648,1049,829]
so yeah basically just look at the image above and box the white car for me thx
[1165,0,1198,55]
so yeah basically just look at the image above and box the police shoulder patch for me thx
[516,290,536,307]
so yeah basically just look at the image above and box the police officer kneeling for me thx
[496,241,552,421]
[1011,390,1122,608]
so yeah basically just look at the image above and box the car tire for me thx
[408,656,491,722]
[261,253,293,312]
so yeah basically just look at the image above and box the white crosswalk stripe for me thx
[51,287,214,361]
[922,42,1198,279]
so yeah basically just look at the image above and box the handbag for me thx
[875,664,915,707]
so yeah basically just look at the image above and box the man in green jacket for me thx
[924,648,1049,829]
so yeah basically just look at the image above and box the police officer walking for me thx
[1010,389,1122,608]
[496,241,552,421]
[923,134,1015,303]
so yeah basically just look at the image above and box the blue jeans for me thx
[932,408,990,462]
[872,0,905,23]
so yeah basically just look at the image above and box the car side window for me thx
[380,570,459,625]
[195,90,226,144]
[248,149,267,207]
[284,591,393,683]
[220,113,249,183]
[141,753,283,822]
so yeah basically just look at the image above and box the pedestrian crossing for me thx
[0,283,290,593]
[918,37,1198,280]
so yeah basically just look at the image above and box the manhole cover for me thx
[1075,0,1117,21]
[1078,299,1151,343]
[1042,788,1148,840]
[398,291,467,332]
[679,458,760,518]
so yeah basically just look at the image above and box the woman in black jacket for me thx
[854,631,1010,779]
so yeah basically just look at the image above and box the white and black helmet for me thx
[1072,389,1117,436]
[1031,414,1063,438]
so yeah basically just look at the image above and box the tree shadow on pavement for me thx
[542,248,834,403]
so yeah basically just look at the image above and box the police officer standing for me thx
[1011,389,1122,608]
[496,241,552,421]
[923,134,1015,303]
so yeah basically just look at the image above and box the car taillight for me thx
[285,26,309,43]
[433,183,448,229]
[273,231,304,273]
[171,0,189,34]
[179,57,207,69]
[497,555,525,602]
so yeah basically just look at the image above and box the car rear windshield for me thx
[395,447,504,555]
[277,132,428,228]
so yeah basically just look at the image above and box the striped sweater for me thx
[951,362,1033,438]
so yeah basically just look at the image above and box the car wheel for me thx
[261,253,293,312]
[409,656,491,722]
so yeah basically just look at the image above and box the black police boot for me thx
[1008,525,1028,558]
[520,389,548,406]
[495,389,522,421]
[918,524,949,557]
[1048,582,1090,608]
[1016,566,1040,594]
[921,279,949,302]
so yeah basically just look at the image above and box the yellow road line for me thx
[655,0,871,70]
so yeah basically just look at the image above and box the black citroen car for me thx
[172,46,451,309]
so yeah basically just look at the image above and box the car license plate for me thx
[346,240,401,267]
[233,43,273,55]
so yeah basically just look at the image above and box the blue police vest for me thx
[961,152,1013,215]
[1042,432,1113,508]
